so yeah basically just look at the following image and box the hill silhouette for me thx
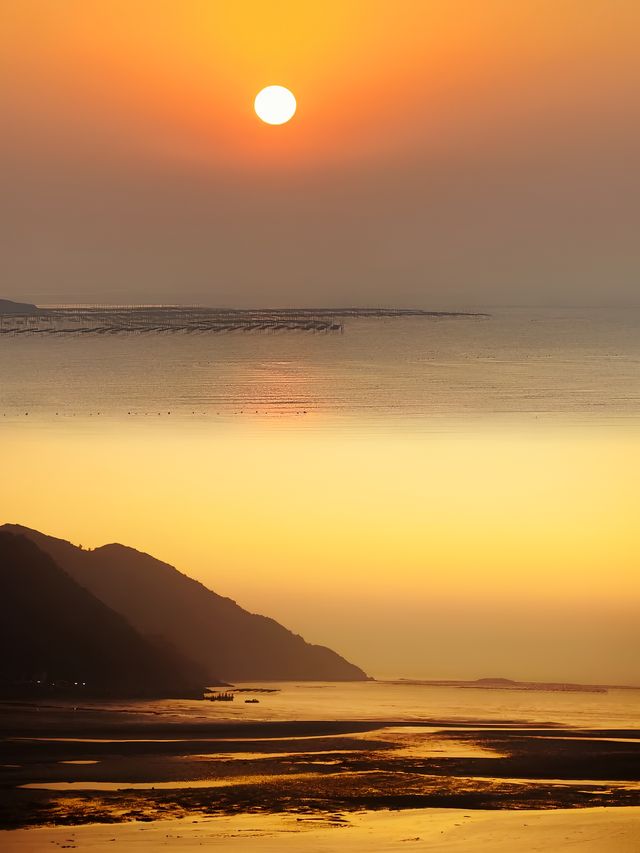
[1,525,368,682]
[0,299,39,314]
[0,532,207,697]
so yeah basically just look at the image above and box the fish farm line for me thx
[0,307,344,335]
[0,307,485,336]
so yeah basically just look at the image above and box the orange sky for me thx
[4,1,638,167]
[2,1,639,306]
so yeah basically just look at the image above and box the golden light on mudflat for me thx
[254,85,297,125]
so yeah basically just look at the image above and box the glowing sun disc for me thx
[254,86,296,125]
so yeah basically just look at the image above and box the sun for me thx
[254,86,297,125]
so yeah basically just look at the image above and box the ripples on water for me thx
[1,308,639,426]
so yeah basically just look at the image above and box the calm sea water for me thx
[33,681,640,729]
[1,307,639,425]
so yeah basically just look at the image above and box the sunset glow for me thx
[1,2,639,842]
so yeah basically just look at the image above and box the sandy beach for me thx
[3,807,640,852]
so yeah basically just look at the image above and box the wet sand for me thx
[1,703,639,830]
[3,808,640,852]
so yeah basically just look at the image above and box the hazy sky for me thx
[3,418,639,684]
[2,1,639,308]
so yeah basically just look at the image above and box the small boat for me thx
[244,698,260,704]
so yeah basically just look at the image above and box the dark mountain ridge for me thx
[0,532,206,697]
[1,525,368,682]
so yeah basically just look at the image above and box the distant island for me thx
[0,525,369,698]
[0,301,487,318]
[392,677,609,694]
[0,299,40,314]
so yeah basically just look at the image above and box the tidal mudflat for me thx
[2,698,639,832]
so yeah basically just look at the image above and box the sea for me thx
[14,680,640,730]
[1,307,639,425]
